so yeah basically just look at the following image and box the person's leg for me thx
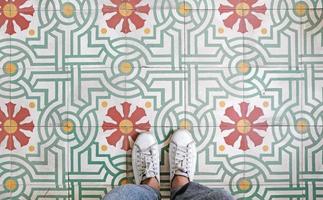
[169,129,234,200]
[103,183,160,200]
[170,181,234,200]
[103,133,161,200]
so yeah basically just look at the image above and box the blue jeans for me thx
[103,182,234,200]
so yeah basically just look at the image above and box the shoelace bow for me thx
[137,148,157,179]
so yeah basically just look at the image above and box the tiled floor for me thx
[0,0,323,199]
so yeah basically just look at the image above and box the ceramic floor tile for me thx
[185,66,244,128]
[301,65,323,127]
[0,0,34,37]
[0,166,12,198]
[242,67,305,186]
[125,67,186,128]
[0,67,11,98]
[7,124,70,188]
[1,169,70,199]
[190,125,245,186]
[300,80,322,190]
[68,140,127,186]
[9,183,70,199]
[184,9,244,65]
[0,185,11,200]
[185,0,319,11]
[61,10,129,186]
[97,0,181,10]
[243,12,302,68]
[66,66,127,185]
[184,0,238,10]
[244,131,303,186]
[301,125,323,184]
[71,183,114,199]
[242,67,304,126]
[240,184,306,199]
[301,9,323,67]
[124,8,185,69]
[246,0,322,10]
[303,0,323,9]
[302,181,323,200]
[8,8,69,71]
[0,49,12,199]
[66,66,126,124]
[62,10,127,65]
[67,125,127,185]
[153,0,184,9]
[32,0,99,11]
[9,67,69,127]
[101,3,186,38]
[63,10,128,67]
[2,66,70,196]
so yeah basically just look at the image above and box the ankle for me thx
[171,175,189,190]
[141,177,160,190]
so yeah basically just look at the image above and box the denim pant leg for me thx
[170,182,234,200]
[103,184,161,200]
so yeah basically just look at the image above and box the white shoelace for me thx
[137,148,158,180]
[173,145,192,175]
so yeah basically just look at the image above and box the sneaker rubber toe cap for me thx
[171,129,194,146]
[134,132,157,150]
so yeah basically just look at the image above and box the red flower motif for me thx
[219,0,266,33]
[102,102,151,151]
[0,0,34,35]
[0,102,34,150]
[220,102,268,151]
[102,0,150,33]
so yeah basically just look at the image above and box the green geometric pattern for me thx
[0,0,322,199]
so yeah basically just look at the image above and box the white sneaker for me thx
[169,129,196,183]
[132,132,160,185]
